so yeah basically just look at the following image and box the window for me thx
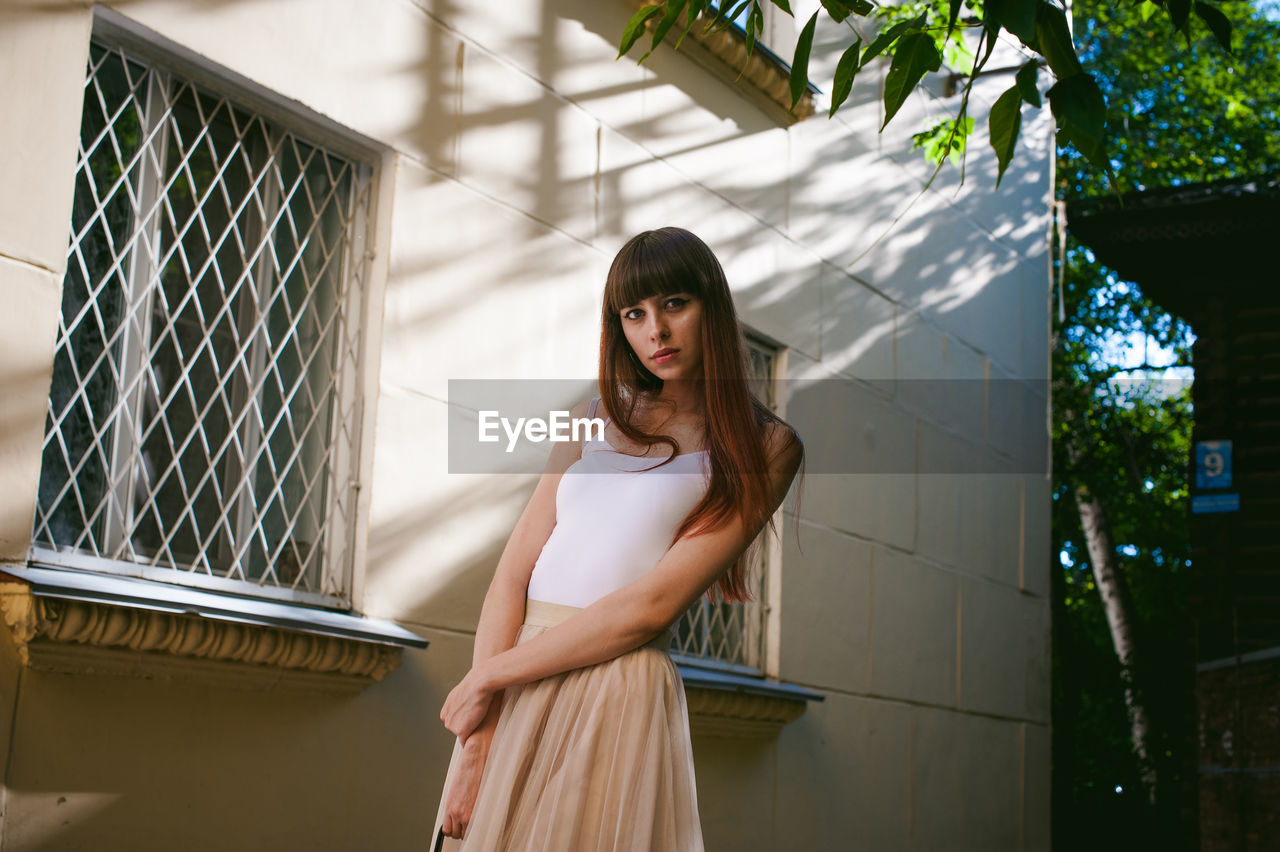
[31,33,375,609]
[709,0,799,59]
[671,334,781,674]
[624,0,815,125]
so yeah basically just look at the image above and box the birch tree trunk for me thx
[1072,476,1159,805]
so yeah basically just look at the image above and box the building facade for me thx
[0,1,1053,849]
[1071,175,1280,852]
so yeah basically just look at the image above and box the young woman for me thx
[432,227,804,851]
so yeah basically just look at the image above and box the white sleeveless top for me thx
[525,397,712,609]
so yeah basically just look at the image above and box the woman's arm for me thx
[462,403,584,704]
[469,398,591,666]
[439,398,590,839]
[441,426,803,741]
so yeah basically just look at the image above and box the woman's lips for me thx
[652,348,679,363]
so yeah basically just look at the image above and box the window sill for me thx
[677,661,823,739]
[0,565,427,694]
[625,2,817,126]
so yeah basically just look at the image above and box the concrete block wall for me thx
[0,0,1052,848]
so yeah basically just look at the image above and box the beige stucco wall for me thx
[0,0,1052,849]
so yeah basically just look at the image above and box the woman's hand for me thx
[440,665,498,743]
[441,736,489,840]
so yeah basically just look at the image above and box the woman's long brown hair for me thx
[598,227,804,602]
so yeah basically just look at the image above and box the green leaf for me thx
[912,116,973,165]
[619,4,664,58]
[989,85,1023,186]
[1034,3,1083,80]
[1048,72,1109,171]
[1167,0,1191,32]
[790,11,820,110]
[942,31,976,75]
[1224,95,1254,120]
[675,0,707,50]
[987,0,1039,45]
[770,0,793,15]
[821,0,869,23]
[645,0,690,61]
[829,37,863,117]
[881,30,942,130]
[862,13,927,67]
[1193,2,1232,53]
[946,0,964,38]
[976,13,1000,67]
[710,0,750,31]
[1016,58,1041,107]
[1140,0,1160,23]
[746,1,764,53]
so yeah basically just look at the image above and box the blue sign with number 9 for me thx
[1195,440,1232,490]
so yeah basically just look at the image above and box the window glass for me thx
[33,40,371,606]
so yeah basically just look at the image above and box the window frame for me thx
[670,330,788,678]
[622,0,817,125]
[29,9,389,613]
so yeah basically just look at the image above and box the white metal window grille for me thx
[31,38,373,608]
[671,337,778,672]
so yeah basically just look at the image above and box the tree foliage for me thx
[618,0,1241,187]
[1065,0,1280,197]
[1051,249,1196,844]
[1052,1,1279,845]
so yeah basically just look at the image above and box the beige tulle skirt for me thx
[431,599,705,851]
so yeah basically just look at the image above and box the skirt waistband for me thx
[524,598,673,653]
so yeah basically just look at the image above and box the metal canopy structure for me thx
[1067,172,1280,324]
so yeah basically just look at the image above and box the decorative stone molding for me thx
[624,2,815,125]
[685,684,809,738]
[0,581,403,694]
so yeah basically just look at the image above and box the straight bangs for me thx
[604,232,712,316]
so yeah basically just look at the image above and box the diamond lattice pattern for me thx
[33,41,370,602]
[672,544,767,670]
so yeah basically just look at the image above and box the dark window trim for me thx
[6,564,426,648]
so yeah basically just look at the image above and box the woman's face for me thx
[619,292,704,382]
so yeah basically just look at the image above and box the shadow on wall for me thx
[19,0,1053,662]
[9,0,1051,846]
[365,0,1052,627]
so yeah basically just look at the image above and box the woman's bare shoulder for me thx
[763,419,803,458]
[534,398,596,476]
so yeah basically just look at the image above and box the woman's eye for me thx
[665,297,688,309]
[622,308,642,321]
